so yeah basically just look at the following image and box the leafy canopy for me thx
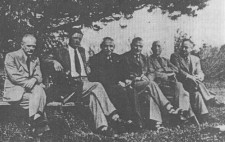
[0,0,209,54]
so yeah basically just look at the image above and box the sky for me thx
[81,0,225,58]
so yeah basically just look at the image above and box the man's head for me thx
[21,34,37,56]
[131,37,143,55]
[151,41,162,57]
[68,29,83,48]
[100,37,115,56]
[180,39,194,57]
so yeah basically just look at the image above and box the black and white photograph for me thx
[0,0,225,141]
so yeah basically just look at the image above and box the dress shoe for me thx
[168,108,183,115]
[207,98,225,107]
[97,127,115,137]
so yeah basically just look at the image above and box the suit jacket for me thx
[43,45,90,76]
[170,53,204,82]
[148,55,178,81]
[121,51,148,80]
[4,49,42,102]
[89,51,122,85]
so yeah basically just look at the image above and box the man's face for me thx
[21,36,37,56]
[152,41,162,56]
[180,41,193,56]
[131,40,143,55]
[69,33,83,48]
[102,39,115,56]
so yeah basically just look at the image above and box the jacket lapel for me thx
[178,55,190,73]
[18,49,29,73]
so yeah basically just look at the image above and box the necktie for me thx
[74,49,81,75]
[26,57,30,76]
[157,57,163,67]
[184,56,190,65]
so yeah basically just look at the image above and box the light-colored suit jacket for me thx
[170,53,204,82]
[148,55,178,81]
[4,49,42,102]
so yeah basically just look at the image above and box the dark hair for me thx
[100,37,114,49]
[181,39,194,47]
[151,40,160,50]
[131,37,143,47]
[68,28,83,37]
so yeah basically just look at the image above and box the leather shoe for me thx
[208,98,225,107]
[97,127,115,137]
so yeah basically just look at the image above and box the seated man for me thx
[43,29,126,136]
[89,37,134,123]
[121,37,182,130]
[170,39,223,121]
[4,34,49,136]
[147,41,198,122]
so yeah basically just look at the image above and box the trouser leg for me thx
[89,94,108,129]
[190,91,208,116]
[20,85,46,117]
[198,82,214,102]
[83,81,116,129]
[135,80,169,122]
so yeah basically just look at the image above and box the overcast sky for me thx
[82,0,225,58]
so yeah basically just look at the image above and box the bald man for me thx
[4,34,49,136]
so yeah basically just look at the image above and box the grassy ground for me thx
[1,82,225,142]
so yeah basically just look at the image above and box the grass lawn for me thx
[1,81,225,142]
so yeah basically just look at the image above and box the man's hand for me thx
[186,74,197,82]
[118,81,126,87]
[24,78,37,90]
[53,61,63,71]
[125,79,132,86]
[194,75,203,81]
[141,75,149,81]
[167,72,175,77]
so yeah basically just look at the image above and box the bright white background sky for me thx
[82,0,225,58]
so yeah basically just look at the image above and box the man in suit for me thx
[89,37,133,122]
[43,29,126,136]
[148,41,198,122]
[121,37,182,130]
[170,39,223,121]
[4,34,49,136]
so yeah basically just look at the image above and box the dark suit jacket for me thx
[89,51,122,86]
[121,51,148,80]
[148,55,178,81]
[43,45,90,76]
[170,53,204,82]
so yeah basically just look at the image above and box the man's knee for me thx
[32,85,46,99]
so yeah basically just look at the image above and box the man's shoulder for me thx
[5,49,25,61]
[121,51,131,58]
[171,52,179,58]
[190,54,200,62]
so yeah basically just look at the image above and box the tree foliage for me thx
[0,0,209,55]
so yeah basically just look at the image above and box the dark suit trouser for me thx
[104,85,133,121]
[134,80,170,123]
[182,80,209,116]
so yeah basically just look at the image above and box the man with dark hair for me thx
[121,37,182,130]
[89,37,135,128]
[148,40,199,122]
[4,34,49,136]
[43,29,125,136]
[170,39,223,122]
